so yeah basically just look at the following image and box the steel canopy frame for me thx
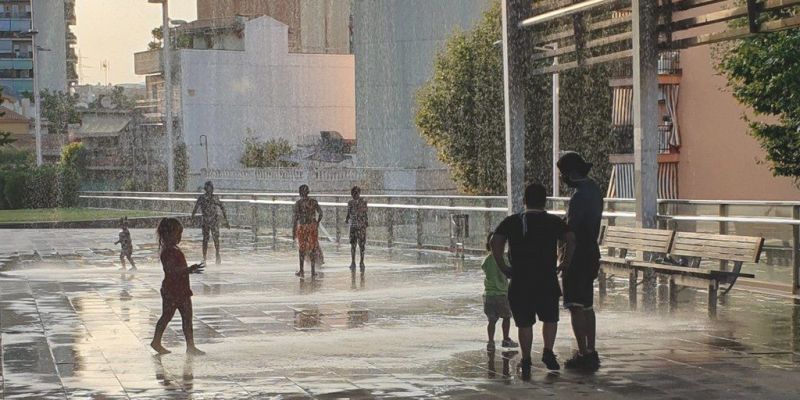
[502,0,800,231]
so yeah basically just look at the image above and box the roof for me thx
[0,107,29,123]
[175,17,247,33]
[77,114,131,138]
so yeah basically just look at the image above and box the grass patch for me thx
[0,208,167,224]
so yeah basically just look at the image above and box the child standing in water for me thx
[346,186,368,271]
[151,218,206,355]
[482,232,517,351]
[114,217,136,271]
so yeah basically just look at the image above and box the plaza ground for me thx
[0,229,799,399]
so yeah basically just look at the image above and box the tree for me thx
[40,90,80,135]
[60,142,88,173]
[0,87,16,147]
[149,26,163,50]
[240,138,298,168]
[415,2,617,195]
[0,132,15,147]
[716,29,800,183]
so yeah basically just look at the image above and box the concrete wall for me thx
[352,0,491,169]
[300,0,350,54]
[178,16,355,173]
[677,46,799,200]
[196,0,350,54]
[33,0,68,92]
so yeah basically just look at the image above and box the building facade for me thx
[351,0,490,170]
[134,16,355,178]
[0,0,76,96]
[196,0,351,54]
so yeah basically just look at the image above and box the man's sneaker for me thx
[586,351,601,369]
[349,262,356,270]
[520,357,532,374]
[486,341,496,351]
[501,338,519,348]
[541,349,560,370]
[564,352,587,370]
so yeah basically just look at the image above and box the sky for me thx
[73,0,197,85]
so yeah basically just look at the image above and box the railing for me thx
[78,191,800,294]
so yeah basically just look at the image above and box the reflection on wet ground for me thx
[1,230,800,398]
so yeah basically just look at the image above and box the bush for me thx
[57,166,80,207]
[0,147,33,169]
[60,142,88,172]
[240,138,298,168]
[0,173,6,209]
[25,165,59,209]
[3,170,27,209]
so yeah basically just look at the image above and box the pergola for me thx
[501,0,800,226]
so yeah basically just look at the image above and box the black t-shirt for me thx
[566,179,603,267]
[495,210,569,293]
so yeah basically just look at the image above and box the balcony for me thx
[134,49,162,75]
[65,2,76,25]
[66,47,77,61]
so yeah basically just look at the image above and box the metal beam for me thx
[503,0,529,214]
[520,0,617,27]
[632,0,659,229]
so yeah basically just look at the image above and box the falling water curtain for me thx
[661,84,680,147]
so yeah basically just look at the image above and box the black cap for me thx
[557,151,592,175]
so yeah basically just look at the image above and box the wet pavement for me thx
[1,229,800,399]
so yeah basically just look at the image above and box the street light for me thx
[24,29,44,166]
[148,0,174,191]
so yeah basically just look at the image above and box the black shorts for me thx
[563,259,600,310]
[508,285,560,327]
[349,226,366,245]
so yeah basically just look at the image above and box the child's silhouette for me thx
[114,217,136,271]
[150,217,206,355]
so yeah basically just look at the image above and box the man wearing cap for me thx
[557,151,604,370]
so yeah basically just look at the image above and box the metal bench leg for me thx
[658,274,669,308]
[669,276,678,313]
[598,269,607,301]
[629,270,638,310]
[643,269,657,311]
[708,280,719,319]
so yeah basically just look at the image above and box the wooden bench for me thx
[599,227,763,317]
[598,226,675,309]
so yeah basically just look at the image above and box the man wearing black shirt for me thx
[492,183,576,373]
[557,152,604,370]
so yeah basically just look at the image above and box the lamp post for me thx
[149,0,174,191]
[26,29,42,166]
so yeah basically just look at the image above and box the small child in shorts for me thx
[482,232,518,350]
[114,217,136,271]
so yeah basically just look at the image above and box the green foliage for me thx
[415,2,615,195]
[3,171,26,209]
[40,89,80,135]
[60,142,89,173]
[174,141,188,191]
[0,131,15,147]
[56,166,80,207]
[415,4,504,195]
[240,138,298,168]
[716,29,800,182]
[25,165,59,209]
[0,147,32,169]
[0,174,6,209]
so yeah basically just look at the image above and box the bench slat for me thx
[600,226,674,253]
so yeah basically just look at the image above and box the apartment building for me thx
[0,0,77,97]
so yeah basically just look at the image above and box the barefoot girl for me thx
[150,217,206,355]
